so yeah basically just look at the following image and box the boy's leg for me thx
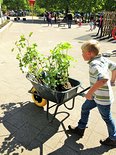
[68,99,96,136]
[97,104,116,146]
[78,99,97,129]
[97,104,116,140]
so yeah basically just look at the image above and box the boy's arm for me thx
[108,59,116,85]
[111,70,116,86]
[85,79,108,100]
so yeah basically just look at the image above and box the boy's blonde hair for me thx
[81,40,100,55]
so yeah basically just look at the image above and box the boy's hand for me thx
[85,93,93,100]
[84,79,108,100]
[111,70,116,86]
[111,81,115,86]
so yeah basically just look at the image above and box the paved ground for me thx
[0,16,116,155]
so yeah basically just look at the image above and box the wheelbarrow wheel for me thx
[31,87,47,107]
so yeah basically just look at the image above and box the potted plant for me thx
[12,32,80,106]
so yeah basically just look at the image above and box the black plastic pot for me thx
[26,73,81,104]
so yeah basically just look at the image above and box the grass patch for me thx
[0,20,10,29]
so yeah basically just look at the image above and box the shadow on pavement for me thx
[74,34,94,41]
[74,33,115,43]
[13,18,57,25]
[48,134,115,155]
[0,98,115,154]
[74,33,116,43]
[0,101,60,154]
[91,35,116,43]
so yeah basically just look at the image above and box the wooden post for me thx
[102,11,116,38]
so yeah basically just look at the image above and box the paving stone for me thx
[0,121,17,135]
[13,122,40,147]
[48,144,80,155]
[4,111,28,128]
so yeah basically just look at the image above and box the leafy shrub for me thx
[12,32,76,90]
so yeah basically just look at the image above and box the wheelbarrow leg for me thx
[46,100,49,120]
[48,105,60,123]
[48,104,60,122]
[46,100,60,122]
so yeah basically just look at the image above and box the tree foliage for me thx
[3,0,28,11]
[1,0,116,13]
[0,0,3,4]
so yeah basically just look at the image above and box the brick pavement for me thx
[0,16,116,155]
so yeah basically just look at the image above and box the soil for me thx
[56,81,72,91]
[37,76,72,91]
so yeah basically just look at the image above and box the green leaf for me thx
[29,32,33,37]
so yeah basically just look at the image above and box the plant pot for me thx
[26,73,81,104]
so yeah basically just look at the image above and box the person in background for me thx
[67,12,73,28]
[93,18,97,29]
[96,15,103,37]
[78,17,82,27]
[47,12,52,26]
[89,17,94,31]
[54,13,57,23]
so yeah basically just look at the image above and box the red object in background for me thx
[29,0,35,6]
[112,27,116,40]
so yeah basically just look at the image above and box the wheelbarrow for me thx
[26,73,90,122]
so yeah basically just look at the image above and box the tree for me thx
[2,0,116,16]
[103,0,116,11]
[0,0,3,24]
[3,0,28,11]
[0,0,3,4]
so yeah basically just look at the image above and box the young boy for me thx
[68,40,116,146]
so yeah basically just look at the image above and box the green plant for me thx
[45,43,74,89]
[12,32,76,90]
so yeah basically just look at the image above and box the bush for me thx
[12,32,77,90]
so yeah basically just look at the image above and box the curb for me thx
[0,20,13,34]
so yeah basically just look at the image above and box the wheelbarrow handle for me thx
[77,86,90,96]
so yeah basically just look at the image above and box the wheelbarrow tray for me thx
[26,74,81,104]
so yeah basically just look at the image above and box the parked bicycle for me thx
[102,50,116,57]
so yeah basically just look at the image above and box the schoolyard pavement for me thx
[0,16,116,155]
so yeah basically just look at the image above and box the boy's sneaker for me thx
[68,125,85,137]
[100,137,116,147]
